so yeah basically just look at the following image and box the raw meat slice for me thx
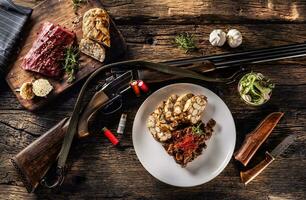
[22,22,75,77]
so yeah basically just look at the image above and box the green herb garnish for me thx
[63,47,79,83]
[174,33,197,53]
[238,72,275,106]
[72,0,88,10]
[192,123,204,135]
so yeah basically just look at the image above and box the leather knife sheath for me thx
[234,112,284,166]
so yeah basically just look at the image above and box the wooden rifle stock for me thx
[11,117,69,192]
[11,89,109,192]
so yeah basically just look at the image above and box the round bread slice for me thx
[79,38,106,63]
[82,8,110,47]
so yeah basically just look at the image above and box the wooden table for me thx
[0,1,305,199]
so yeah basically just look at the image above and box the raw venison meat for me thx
[22,22,75,77]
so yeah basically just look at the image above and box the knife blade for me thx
[77,71,133,138]
[234,112,284,166]
[269,134,296,157]
[240,134,296,185]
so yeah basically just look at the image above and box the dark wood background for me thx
[0,0,305,199]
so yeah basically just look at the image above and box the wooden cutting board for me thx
[5,0,126,111]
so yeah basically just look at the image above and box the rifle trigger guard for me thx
[101,96,123,115]
[40,166,65,188]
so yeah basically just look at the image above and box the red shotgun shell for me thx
[137,80,149,93]
[102,127,119,146]
[130,80,141,97]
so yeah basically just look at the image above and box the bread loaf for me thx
[79,38,106,63]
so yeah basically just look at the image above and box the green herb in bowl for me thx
[238,72,275,106]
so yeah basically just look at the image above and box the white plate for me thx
[132,83,236,187]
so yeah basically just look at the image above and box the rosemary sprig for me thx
[192,123,204,135]
[174,33,197,53]
[72,0,88,10]
[63,47,79,83]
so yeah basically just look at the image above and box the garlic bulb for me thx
[227,29,242,48]
[209,29,226,47]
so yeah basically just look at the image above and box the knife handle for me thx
[78,91,109,138]
[240,151,275,185]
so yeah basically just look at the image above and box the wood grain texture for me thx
[14,0,306,25]
[86,0,306,24]
[6,0,126,111]
[1,0,306,199]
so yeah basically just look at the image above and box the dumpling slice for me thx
[173,93,194,122]
[183,95,207,124]
[173,93,194,115]
[155,122,172,142]
[147,101,172,142]
[164,94,178,121]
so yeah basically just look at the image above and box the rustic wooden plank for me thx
[94,0,306,24]
[1,135,305,199]
[14,0,306,24]
[1,132,305,197]
[116,24,306,60]
[0,183,305,200]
